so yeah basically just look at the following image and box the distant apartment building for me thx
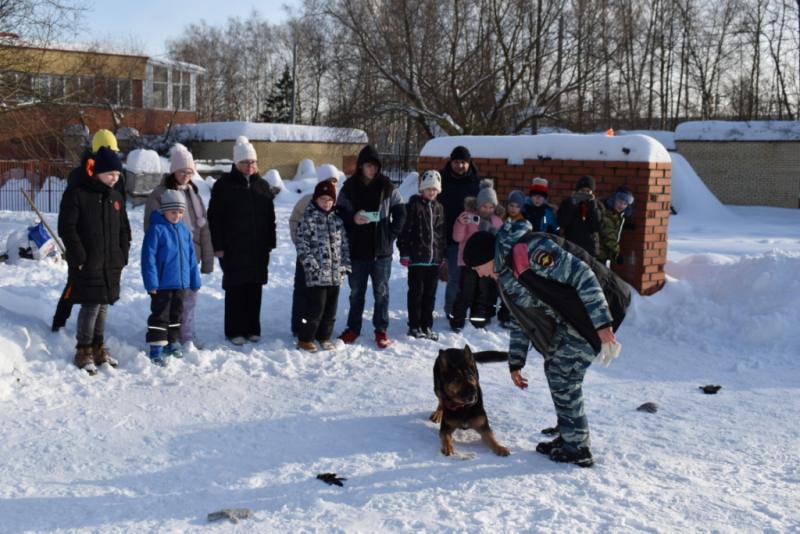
[0,42,204,159]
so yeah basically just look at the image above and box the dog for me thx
[430,345,510,457]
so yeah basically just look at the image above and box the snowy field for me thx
[0,161,799,532]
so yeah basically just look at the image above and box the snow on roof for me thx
[675,121,800,141]
[176,122,368,144]
[618,130,676,151]
[420,134,671,164]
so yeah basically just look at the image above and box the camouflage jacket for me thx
[494,229,613,371]
[597,203,625,263]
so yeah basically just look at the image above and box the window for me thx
[152,65,168,109]
[172,70,192,111]
[118,79,131,107]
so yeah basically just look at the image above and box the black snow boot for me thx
[548,446,595,468]
[535,436,563,456]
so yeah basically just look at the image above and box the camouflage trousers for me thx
[542,325,596,451]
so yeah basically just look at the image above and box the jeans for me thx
[444,244,460,315]
[346,256,391,335]
[76,304,107,348]
[291,259,307,335]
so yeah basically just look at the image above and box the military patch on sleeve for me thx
[532,249,555,269]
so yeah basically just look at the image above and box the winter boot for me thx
[319,340,336,351]
[149,345,167,367]
[92,344,118,368]
[338,329,359,344]
[297,340,318,353]
[375,331,393,349]
[407,327,426,339]
[165,342,183,359]
[74,346,98,375]
[535,436,563,456]
[548,446,594,468]
[423,328,439,341]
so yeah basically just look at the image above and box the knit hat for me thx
[463,231,497,267]
[316,163,341,183]
[576,175,596,191]
[169,143,195,173]
[233,135,257,163]
[449,145,472,163]
[613,185,634,205]
[313,180,336,203]
[160,189,187,212]
[507,190,526,208]
[476,178,497,207]
[91,146,123,174]
[91,129,119,153]
[529,177,549,197]
[419,170,442,192]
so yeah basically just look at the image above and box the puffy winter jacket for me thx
[438,161,481,245]
[57,171,131,304]
[397,194,447,265]
[597,199,631,263]
[207,165,276,289]
[557,193,603,256]
[452,197,503,266]
[141,210,201,292]
[523,201,559,234]
[296,202,351,287]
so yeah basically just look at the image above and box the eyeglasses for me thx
[175,169,194,177]
[239,160,257,166]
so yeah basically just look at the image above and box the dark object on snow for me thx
[317,473,347,487]
[0,252,7,263]
[207,508,252,524]
[700,385,722,394]
[637,402,658,413]
[540,425,560,436]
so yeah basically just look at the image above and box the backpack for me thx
[507,232,631,352]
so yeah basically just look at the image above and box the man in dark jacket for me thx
[557,175,603,257]
[336,145,406,349]
[57,147,131,374]
[52,129,126,332]
[207,136,276,346]
[463,228,629,468]
[437,146,480,315]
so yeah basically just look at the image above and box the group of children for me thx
[57,133,634,371]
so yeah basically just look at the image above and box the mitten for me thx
[400,257,410,268]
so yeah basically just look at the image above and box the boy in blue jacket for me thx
[141,190,201,365]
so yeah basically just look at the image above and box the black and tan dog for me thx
[430,345,510,457]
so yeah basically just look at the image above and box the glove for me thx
[616,254,624,265]
[596,340,621,366]
[317,472,346,486]
[400,257,410,268]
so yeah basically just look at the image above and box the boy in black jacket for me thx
[57,147,131,375]
[397,170,447,340]
[557,175,603,257]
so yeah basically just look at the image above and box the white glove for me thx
[596,340,622,366]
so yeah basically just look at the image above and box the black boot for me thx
[535,436,563,455]
[548,446,594,468]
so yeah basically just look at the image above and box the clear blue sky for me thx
[81,0,298,57]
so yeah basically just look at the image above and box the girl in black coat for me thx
[57,147,131,374]
[207,136,277,345]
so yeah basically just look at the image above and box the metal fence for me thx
[0,161,72,213]
[379,153,419,185]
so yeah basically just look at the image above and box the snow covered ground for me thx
[0,161,799,532]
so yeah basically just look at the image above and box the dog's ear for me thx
[463,344,472,356]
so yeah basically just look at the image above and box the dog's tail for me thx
[473,351,509,363]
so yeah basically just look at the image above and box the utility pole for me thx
[290,36,297,124]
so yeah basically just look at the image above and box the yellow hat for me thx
[91,129,119,153]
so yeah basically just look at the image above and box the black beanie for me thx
[576,175,595,191]
[463,231,496,267]
[450,145,472,163]
[92,146,123,175]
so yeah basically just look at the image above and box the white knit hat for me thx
[169,143,195,173]
[419,170,442,192]
[316,163,341,183]
[233,136,257,163]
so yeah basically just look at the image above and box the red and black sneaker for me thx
[338,329,359,344]
[375,331,393,349]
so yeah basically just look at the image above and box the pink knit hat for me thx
[169,144,195,173]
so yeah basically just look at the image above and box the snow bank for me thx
[420,134,671,164]
[293,159,316,180]
[398,171,419,201]
[125,149,162,175]
[669,153,732,221]
[175,121,368,144]
[675,120,800,141]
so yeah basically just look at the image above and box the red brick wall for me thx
[417,156,671,295]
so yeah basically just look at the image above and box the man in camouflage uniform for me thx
[462,228,619,468]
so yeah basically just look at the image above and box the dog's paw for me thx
[494,446,510,457]
[429,410,443,424]
[441,445,454,456]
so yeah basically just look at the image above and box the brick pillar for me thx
[417,157,671,295]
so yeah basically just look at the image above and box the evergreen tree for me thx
[259,64,293,123]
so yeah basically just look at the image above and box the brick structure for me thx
[417,154,671,295]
